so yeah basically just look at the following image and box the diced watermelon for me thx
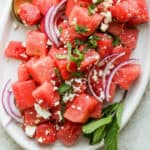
[18,63,31,81]
[5,41,29,61]
[35,123,57,144]
[32,81,60,108]
[89,101,102,119]
[23,107,49,125]
[18,2,41,25]
[64,93,98,123]
[110,1,139,22]
[32,0,60,15]
[57,121,82,146]
[65,0,91,17]
[68,6,103,36]
[51,104,62,122]
[120,27,138,50]
[60,22,83,45]
[27,56,56,84]
[80,50,100,71]
[112,45,131,64]
[49,46,77,80]
[12,80,36,110]
[110,0,149,24]
[108,22,125,36]
[96,33,113,58]
[114,64,141,90]
[89,68,116,102]
[26,31,48,56]
[128,0,149,25]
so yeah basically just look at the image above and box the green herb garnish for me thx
[87,35,100,49]
[55,54,67,59]
[112,36,121,46]
[75,25,89,34]
[58,83,72,95]
[88,4,96,15]
[58,26,63,33]
[71,71,83,77]
[82,116,112,134]
[82,102,124,150]
[93,0,104,4]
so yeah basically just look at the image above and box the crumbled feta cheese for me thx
[100,91,105,100]
[54,101,60,106]
[45,130,50,135]
[25,126,36,138]
[92,0,98,4]
[104,11,112,24]
[47,40,52,46]
[98,70,103,77]
[20,53,28,58]
[71,17,77,25]
[71,105,76,109]
[100,23,109,32]
[92,69,98,81]
[34,104,51,119]
[63,92,76,103]
[38,137,44,143]
[56,111,62,121]
[76,106,82,111]
[38,99,43,104]
[103,0,113,8]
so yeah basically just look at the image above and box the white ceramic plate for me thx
[0,0,150,150]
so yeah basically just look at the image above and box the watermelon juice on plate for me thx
[0,0,149,150]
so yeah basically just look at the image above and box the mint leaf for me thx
[103,103,119,116]
[82,116,112,134]
[116,103,124,127]
[91,126,105,145]
[112,36,121,46]
[58,83,72,95]
[104,117,119,150]
[75,25,89,33]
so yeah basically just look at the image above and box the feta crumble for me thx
[34,104,51,119]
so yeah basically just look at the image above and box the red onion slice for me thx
[102,52,125,90]
[98,53,121,67]
[49,0,67,46]
[88,67,103,102]
[105,59,140,102]
[44,6,55,42]
[1,80,23,123]
[54,11,65,37]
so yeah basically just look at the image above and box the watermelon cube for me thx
[12,80,36,110]
[26,31,48,56]
[32,81,60,108]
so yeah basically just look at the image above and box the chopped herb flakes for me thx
[75,25,89,34]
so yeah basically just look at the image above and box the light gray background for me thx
[0,81,149,150]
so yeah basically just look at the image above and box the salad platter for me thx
[0,0,150,150]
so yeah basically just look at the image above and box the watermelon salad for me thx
[2,0,149,149]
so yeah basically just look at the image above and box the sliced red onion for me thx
[54,11,65,37]
[105,59,140,102]
[1,80,23,123]
[45,0,67,47]
[98,53,121,67]
[44,6,55,42]
[7,90,22,118]
[102,52,125,90]
[88,53,125,102]
[2,79,11,115]
[88,67,103,102]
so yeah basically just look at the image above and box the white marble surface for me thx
[0,80,149,150]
